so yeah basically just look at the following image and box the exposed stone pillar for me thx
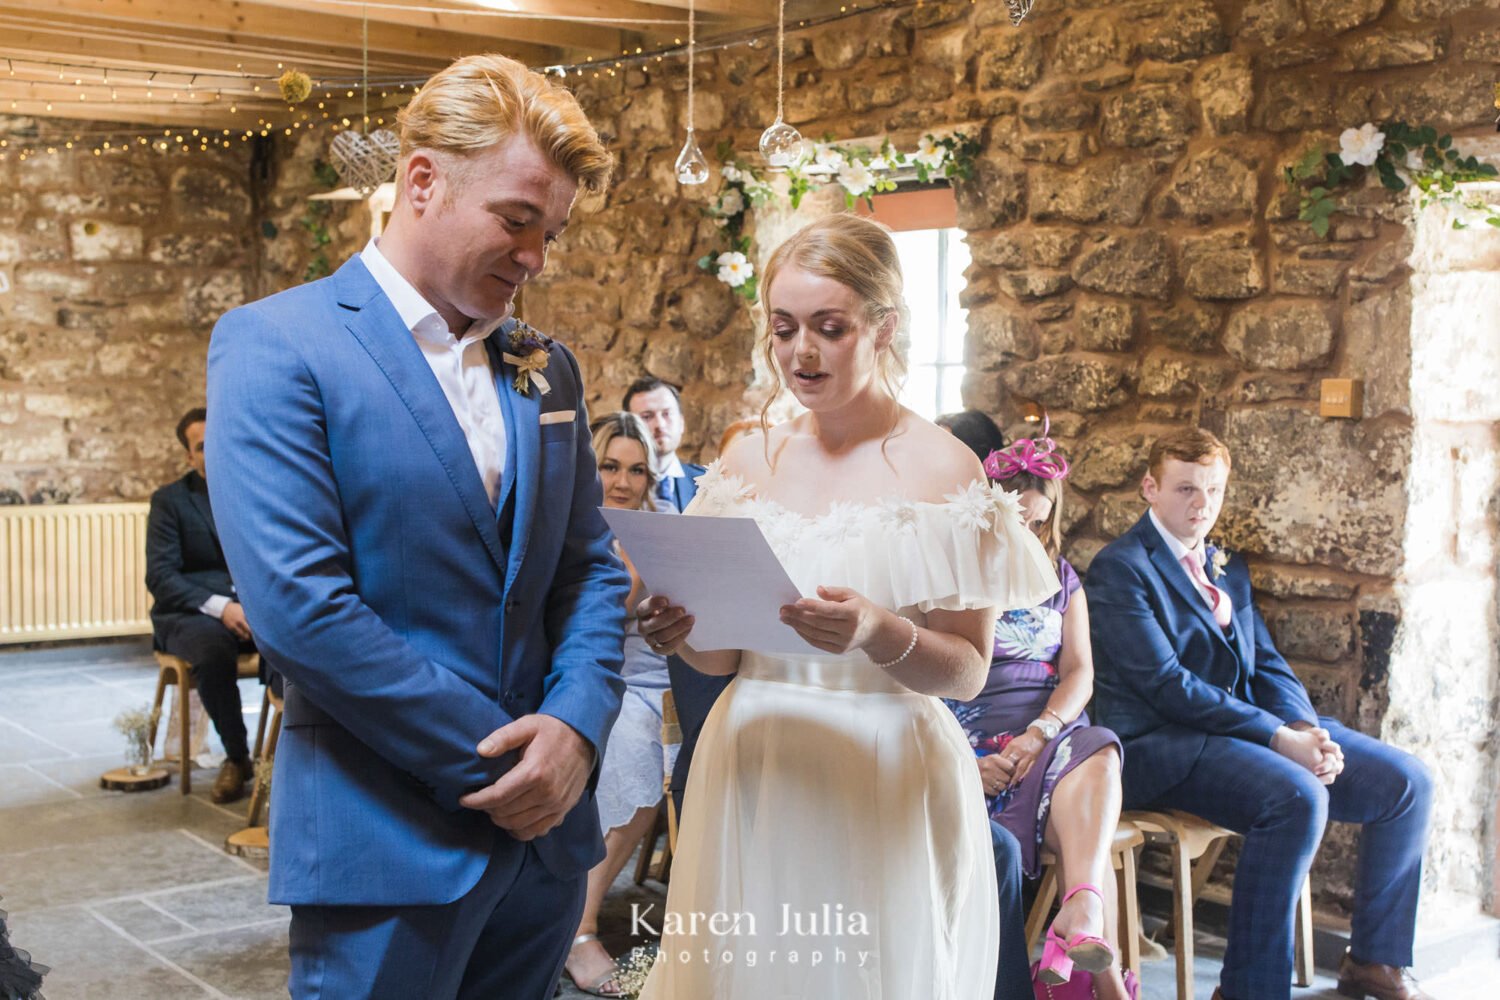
[1393,180,1500,920]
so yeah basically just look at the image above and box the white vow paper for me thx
[600,507,818,655]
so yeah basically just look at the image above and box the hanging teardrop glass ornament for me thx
[675,127,710,185]
[675,0,709,185]
[758,0,803,171]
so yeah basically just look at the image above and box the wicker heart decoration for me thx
[329,128,400,194]
[1006,0,1034,25]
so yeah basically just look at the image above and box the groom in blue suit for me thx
[206,55,630,999]
[1086,427,1432,1000]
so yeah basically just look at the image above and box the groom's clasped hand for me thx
[457,714,596,841]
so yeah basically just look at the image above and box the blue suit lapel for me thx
[1135,516,1234,653]
[1225,564,1256,669]
[489,332,539,595]
[334,260,507,576]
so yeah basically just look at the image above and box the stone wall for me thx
[524,0,1500,914]
[0,123,364,503]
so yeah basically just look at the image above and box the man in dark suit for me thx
[145,407,256,803]
[622,376,726,821]
[624,376,705,512]
[1086,427,1433,1000]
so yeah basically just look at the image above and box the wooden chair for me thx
[631,688,684,884]
[1024,818,1147,979]
[225,684,283,856]
[1124,809,1314,1000]
[148,651,259,795]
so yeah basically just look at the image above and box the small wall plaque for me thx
[1320,378,1364,419]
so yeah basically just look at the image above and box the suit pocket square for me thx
[539,410,574,426]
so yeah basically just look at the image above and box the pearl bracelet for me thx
[871,615,919,669]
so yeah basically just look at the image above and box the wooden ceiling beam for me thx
[0,1,567,66]
[0,22,437,78]
[0,98,288,130]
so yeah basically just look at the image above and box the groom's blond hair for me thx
[396,53,612,199]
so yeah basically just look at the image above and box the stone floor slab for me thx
[0,762,82,808]
[148,876,287,937]
[92,897,199,944]
[6,905,210,1000]
[154,917,291,999]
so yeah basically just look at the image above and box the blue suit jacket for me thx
[1085,512,1316,805]
[666,461,706,512]
[206,257,630,907]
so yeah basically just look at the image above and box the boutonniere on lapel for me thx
[503,322,552,397]
[1206,543,1230,581]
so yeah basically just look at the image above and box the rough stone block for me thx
[1156,146,1259,222]
[1072,232,1174,300]
[1146,302,1224,352]
[1238,0,1305,45]
[967,305,1040,367]
[1264,603,1357,663]
[1137,351,1236,398]
[1100,85,1194,148]
[812,31,867,70]
[1182,237,1265,301]
[1133,0,1228,62]
[1020,90,1099,132]
[1070,429,1149,492]
[1222,300,1335,370]
[1002,355,1136,413]
[185,271,247,328]
[1095,490,1147,538]
[1029,156,1157,225]
[68,221,143,262]
[1302,0,1385,34]
[168,165,251,226]
[1344,27,1448,70]
[1054,15,1125,74]
[1249,565,1358,601]
[1191,54,1254,135]
[1075,300,1137,352]
[976,28,1043,90]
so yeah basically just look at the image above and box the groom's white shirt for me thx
[361,238,508,506]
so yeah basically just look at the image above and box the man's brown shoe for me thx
[1336,952,1433,1000]
[210,757,251,804]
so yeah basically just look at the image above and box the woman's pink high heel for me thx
[1054,883,1115,973]
[1036,927,1073,986]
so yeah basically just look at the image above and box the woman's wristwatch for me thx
[1028,716,1061,741]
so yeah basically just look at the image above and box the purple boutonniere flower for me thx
[504,322,553,396]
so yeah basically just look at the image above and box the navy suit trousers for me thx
[288,840,585,999]
[1136,718,1432,1000]
[992,820,1033,1000]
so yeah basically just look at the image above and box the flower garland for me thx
[695,131,979,302]
[1283,119,1499,237]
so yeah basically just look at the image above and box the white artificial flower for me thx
[813,143,845,171]
[913,135,947,170]
[868,154,892,172]
[1338,123,1385,167]
[987,485,1025,527]
[877,497,919,535]
[716,251,754,288]
[721,164,745,183]
[943,481,995,534]
[716,187,745,217]
[1403,148,1426,174]
[837,158,875,197]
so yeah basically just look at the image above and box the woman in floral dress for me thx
[948,432,1135,1000]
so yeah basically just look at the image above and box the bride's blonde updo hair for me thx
[758,214,910,431]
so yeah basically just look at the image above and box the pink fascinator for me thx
[983,418,1070,482]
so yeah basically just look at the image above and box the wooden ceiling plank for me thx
[0,22,446,77]
[247,0,673,52]
[0,99,288,130]
[0,12,461,76]
[0,1,566,65]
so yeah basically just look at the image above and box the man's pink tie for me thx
[1181,553,1233,628]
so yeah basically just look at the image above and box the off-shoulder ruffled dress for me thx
[639,462,1061,1000]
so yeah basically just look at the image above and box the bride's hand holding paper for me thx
[779,585,892,657]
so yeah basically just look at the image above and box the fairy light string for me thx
[0,0,940,162]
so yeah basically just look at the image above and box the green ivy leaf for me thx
[1310,215,1330,238]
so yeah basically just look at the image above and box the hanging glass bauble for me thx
[675,128,710,185]
[759,118,804,171]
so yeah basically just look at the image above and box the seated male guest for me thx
[145,408,257,803]
[624,376,704,513]
[623,376,726,821]
[1086,428,1433,1000]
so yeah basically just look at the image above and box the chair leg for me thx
[177,669,193,796]
[1293,875,1314,987]
[148,667,169,755]
[1025,864,1058,956]
[1118,846,1142,979]
[252,686,270,762]
[1170,843,1194,1000]
[245,703,281,828]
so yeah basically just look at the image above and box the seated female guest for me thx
[565,412,671,998]
[948,428,1134,1000]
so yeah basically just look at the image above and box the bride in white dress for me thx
[636,214,1059,1000]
